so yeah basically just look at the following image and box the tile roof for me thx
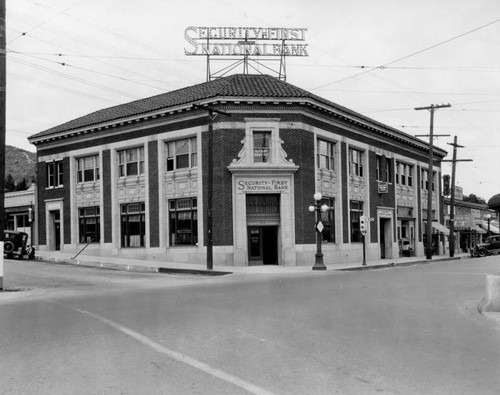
[28,74,446,156]
[28,74,357,139]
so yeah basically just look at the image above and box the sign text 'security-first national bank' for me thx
[185,26,308,57]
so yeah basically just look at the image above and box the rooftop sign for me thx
[184,26,308,57]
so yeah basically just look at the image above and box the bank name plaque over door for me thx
[237,178,290,193]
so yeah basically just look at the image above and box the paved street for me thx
[1,257,499,394]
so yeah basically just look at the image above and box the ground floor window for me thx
[320,197,335,243]
[79,206,100,243]
[350,200,364,243]
[169,198,197,246]
[121,202,145,247]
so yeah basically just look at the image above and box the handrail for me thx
[72,238,94,260]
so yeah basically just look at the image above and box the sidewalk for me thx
[34,249,471,276]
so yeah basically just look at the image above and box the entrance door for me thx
[51,210,61,251]
[248,226,278,265]
[379,218,393,259]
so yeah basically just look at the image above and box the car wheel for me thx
[4,241,15,254]
[478,249,487,257]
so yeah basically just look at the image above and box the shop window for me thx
[166,137,197,171]
[317,139,335,171]
[350,200,364,243]
[47,160,63,188]
[253,131,271,163]
[118,147,144,177]
[169,198,198,246]
[121,202,145,247]
[77,155,100,183]
[320,197,335,243]
[349,148,363,177]
[79,206,100,243]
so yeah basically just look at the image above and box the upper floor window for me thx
[166,137,197,171]
[349,148,363,177]
[77,155,100,183]
[317,139,335,171]
[421,169,435,191]
[118,147,144,177]
[253,131,271,163]
[47,160,63,188]
[385,157,392,183]
[376,155,392,182]
[396,162,413,187]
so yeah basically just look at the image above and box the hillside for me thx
[4,145,37,185]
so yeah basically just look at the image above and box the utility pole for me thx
[442,136,472,257]
[0,0,6,290]
[192,104,230,270]
[415,103,451,260]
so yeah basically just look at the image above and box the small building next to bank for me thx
[28,74,448,266]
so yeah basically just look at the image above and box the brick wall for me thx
[102,150,112,243]
[281,127,316,244]
[203,127,244,246]
[148,141,159,248]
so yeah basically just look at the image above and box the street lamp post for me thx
[486,214,492,238]
[308,192,329,271]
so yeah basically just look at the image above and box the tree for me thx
[5,174,15,192]
[463,193,486,204]
[15,178,28,191]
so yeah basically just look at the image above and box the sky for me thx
[5,0,500,201]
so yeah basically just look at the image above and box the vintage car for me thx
[3,230,35,259]
[471,235,500,257]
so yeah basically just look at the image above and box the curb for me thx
[35,254,468,276]
[337,255,465,271]
[36,257,232,276]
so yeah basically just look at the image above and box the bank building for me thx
[28,74,447,267]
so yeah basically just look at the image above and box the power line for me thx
[312,17,500,91]
[10,56,140,100]
[7,0,86,44]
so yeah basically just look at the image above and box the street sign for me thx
[316,221,324,233]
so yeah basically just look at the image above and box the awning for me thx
[425,221,450,236]
[479,222,499,235]
[472,225,486,234]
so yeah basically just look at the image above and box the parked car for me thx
[471,235,500,257]
[3,230,35,259]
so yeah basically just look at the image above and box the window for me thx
[121,203,145,247]
[79,206,100,243]
[320,197,335,243]
[421,169,435,191]
[385,157,392,183]
[349,148,363,177]
[166,137,197,171]
[253,131,271,163]
[376,155,392,182]
[77,155,100,183]
[169,198,198,246]
[47,160,63,188]
[396,162,413,186]
[118,147,144,177]
[376,155,382,181]
[317,139,335,171]
[350,200,364,243]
